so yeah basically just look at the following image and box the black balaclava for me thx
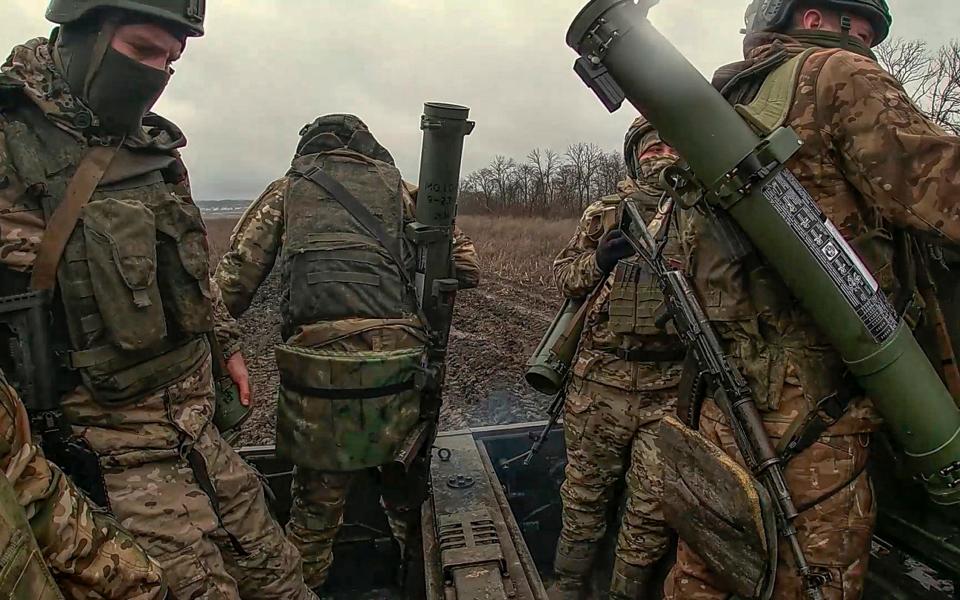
[54,11,175,135]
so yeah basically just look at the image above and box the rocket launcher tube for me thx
[566,0,960,504]
[525,297,588,396]
[409,102,475,348]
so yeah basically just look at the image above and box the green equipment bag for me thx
[275,343,424,471]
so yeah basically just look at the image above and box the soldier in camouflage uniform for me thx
[0,2,314,598]
[664,1,960,598]
[0,368,166,600]
[549,117,683,600]
[214,114,480,590]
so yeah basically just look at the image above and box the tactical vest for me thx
[280,151,417,339]
[608,190,683,339]
[275,151,426,471]
[1,101,212,403]
[0,377,63,600]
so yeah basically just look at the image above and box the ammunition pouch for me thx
[609,258,674,337]
[658,415,778,600]
[275,344,425,471]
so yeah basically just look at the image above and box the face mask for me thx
[85,45,170,134]
[55,22,171,135]
[637,155,676,187]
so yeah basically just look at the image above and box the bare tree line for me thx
[459,144,627,217]
[459,38,959,218]
[876,38,959,134]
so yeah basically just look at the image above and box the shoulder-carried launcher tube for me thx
[409,102,474,348]
[525,298,588,395]
[566,0,960,504]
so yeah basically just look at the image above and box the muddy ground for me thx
[206,216,566,446]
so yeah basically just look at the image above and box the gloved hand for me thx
[595,229,636,273]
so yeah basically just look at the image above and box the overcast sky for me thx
[1,1,956,201]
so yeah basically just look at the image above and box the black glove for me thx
[595,229,636,273]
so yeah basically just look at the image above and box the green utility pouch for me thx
[0,469,63,600]
[82,197,166,351]
[285,235,409,327]
[154,201,214,334]
[609,258,668,336]
[658,416,778,600]
[275,344,424,471]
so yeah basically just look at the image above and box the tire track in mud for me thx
[233,270,562,446]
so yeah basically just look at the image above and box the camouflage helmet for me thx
[297,114,395,165]
[744,0,891,46]
[46,0,206,37]
[623,115,662,179]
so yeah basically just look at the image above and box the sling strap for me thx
[186,448,248,557]
[293,165,407,278]
[30,145,120,291]
[776,377,858,462]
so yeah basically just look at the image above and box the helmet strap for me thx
[839,14,852,50]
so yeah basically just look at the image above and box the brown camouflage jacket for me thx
[0,371,165,599]
[554,179,682,392]
[215,172,481,326]
[691,35,960,434]
[0,38,243,358]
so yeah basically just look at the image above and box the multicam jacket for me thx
[214,174,481,326]
[0,371,165,599]
[0,38,242,361]
[554,179,683,393]
[689,33,960,434]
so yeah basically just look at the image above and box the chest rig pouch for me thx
[609,191,683,339]
[2,105,212,402]
[609,257,668,336]
[280,152,415,338]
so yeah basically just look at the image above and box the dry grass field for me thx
[456,214,578,289]
[206,213,575,443]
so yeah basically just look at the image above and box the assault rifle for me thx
[618,197,827,600]
[0,291,108,506]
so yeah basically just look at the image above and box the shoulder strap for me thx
[293,164,407,277]
[735,47,819,134]
[30,145,119,291]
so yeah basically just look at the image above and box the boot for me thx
[547,539,598,600]
[608,558,656,599]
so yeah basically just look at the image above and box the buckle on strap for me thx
[777,383,857,462]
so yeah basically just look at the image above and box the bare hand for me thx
[226,352,252,407]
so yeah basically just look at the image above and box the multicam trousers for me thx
[664,396,876,600]
[63,358,315,600]
[559,376,675,573]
